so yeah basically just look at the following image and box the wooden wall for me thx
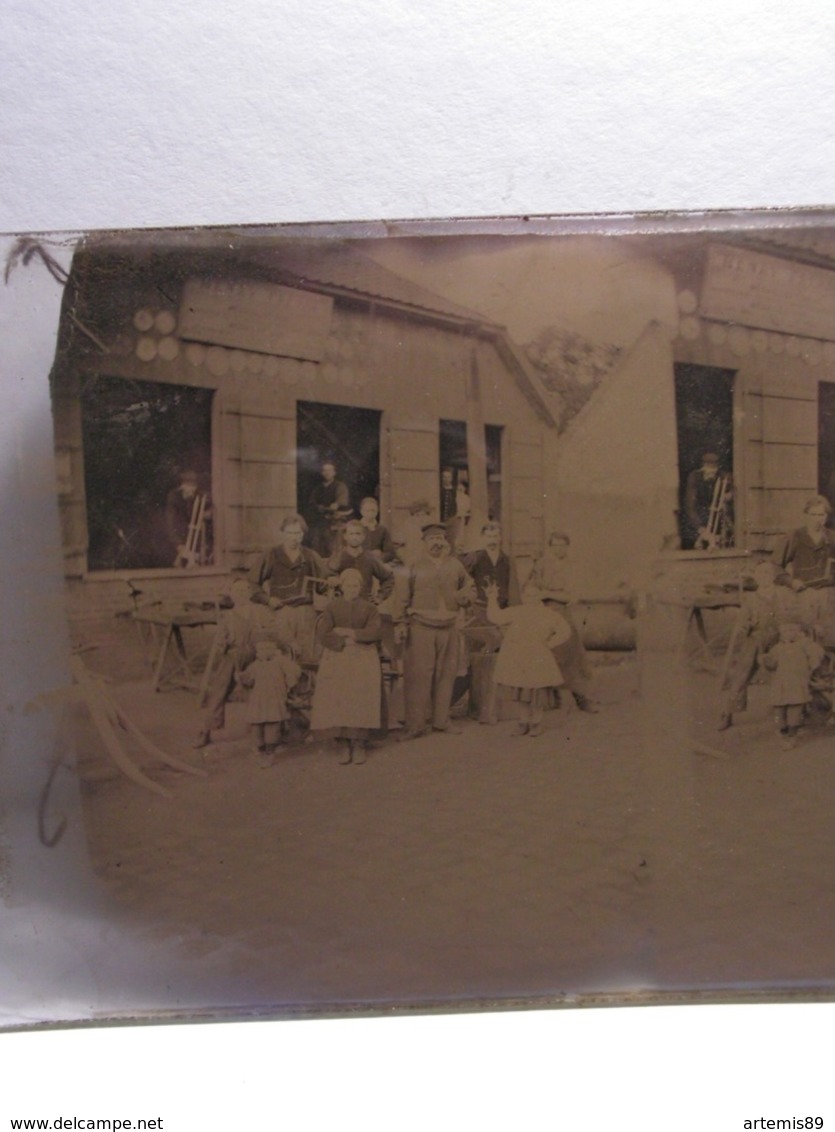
[674,328,832,550]
[53,262,550,614]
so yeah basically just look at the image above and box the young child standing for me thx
[486,580,571,738]
[763,622,824,748]
[310,568,383,764]
[239,635,301,766]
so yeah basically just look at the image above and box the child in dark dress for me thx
[763,622,824,749]
[239,635,301,767]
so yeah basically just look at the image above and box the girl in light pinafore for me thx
[486,580,571,738]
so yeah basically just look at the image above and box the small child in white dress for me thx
[486,580,571,737]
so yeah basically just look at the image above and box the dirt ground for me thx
[70,628,835,1015]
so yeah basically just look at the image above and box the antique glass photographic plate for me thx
[3,211,835,1030]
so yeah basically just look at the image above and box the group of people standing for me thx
[718,494,835,747]
[194,492,599,765]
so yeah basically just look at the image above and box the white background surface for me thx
[2,1,835,1128]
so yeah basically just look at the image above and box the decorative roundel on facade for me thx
[283,362,300,386]
[803,340,822,365]
[229,349,247,374]
[768,333,784,354]
[154,310,177,335]
[136,336,157,361]
[679,316,701,340]
[263,355,279,378]
[245,352,263,374]
[206,346,230,376]
[185,342,206,367]
[750,329,768,353]
[133,308,155,332]
[157,335,180,361]
[676,289,698,314]
[707,323,727,346]
[728,326,750,356]
[785,336,801,357]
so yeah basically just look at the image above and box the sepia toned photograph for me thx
[4,216,835,1025]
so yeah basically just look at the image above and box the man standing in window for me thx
[440,467,457,524]
[308,460,352,557]
[683,450,733,550]
[165,468,207,568]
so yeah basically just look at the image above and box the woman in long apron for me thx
[310,568,383,764]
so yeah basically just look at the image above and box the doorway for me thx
[296,400,382,524]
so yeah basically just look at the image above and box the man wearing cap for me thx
[394,522,475,739]
[165,468,203,567]
[683,451,733,550]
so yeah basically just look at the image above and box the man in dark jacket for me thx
[250,514,328,661]
[683,451,733,550]
[458,522,521,723]
[308,461,352,557]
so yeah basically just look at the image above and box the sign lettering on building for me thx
[700,244,835,341]
[178,279,333,361]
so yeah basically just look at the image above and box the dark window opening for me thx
[439,419,469,522]
[674,363,736,550]
[296,400,382,548]
[81,375,214,571]
[485,424,503,524]
[818,382,835,521]
[439,419,503,530]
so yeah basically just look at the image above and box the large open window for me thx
[81,376,214,572]
[674,363,736,550]
[818,382,835,515]
[296,400,382,524]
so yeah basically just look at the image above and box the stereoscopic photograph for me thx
[3,216,835,1026]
